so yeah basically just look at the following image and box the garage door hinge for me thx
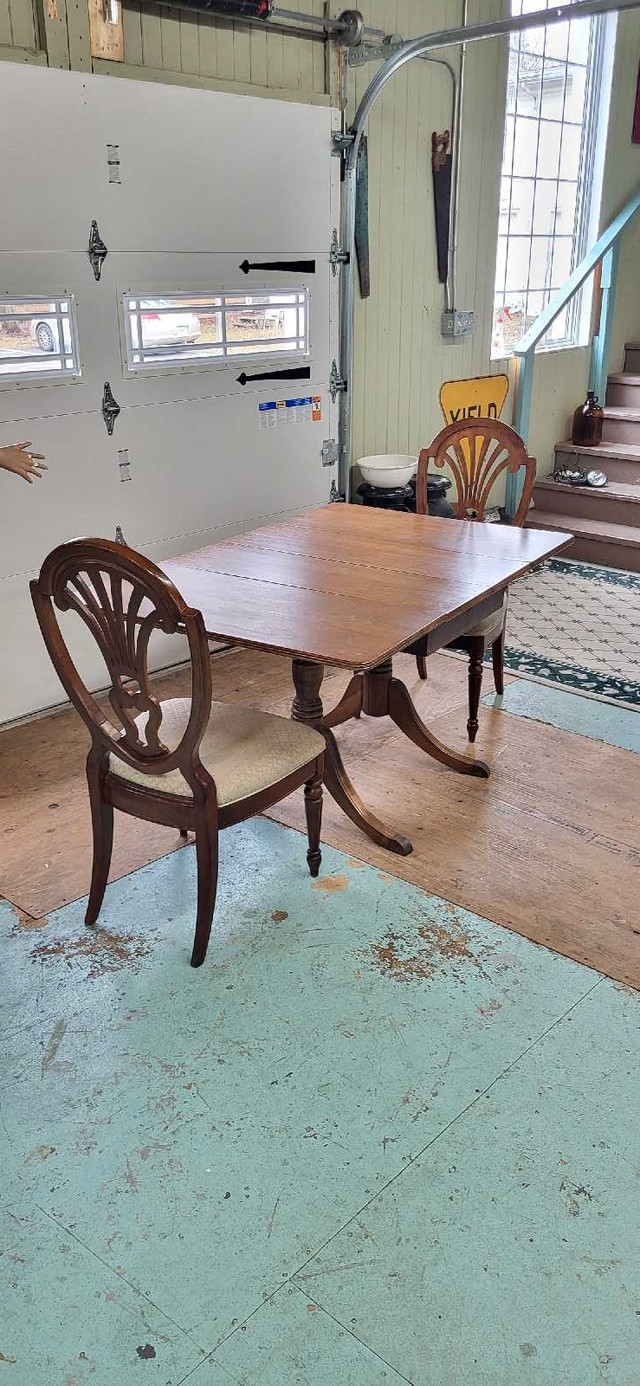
[102,382,121,435]
[88,220,108,281]
[321,438,339,467]
[329,229,350,276]
[329,360,347,402]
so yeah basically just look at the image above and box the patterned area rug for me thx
[503,558,640,708]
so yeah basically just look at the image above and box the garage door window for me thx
[0,298,80,384]
[122,291,309,373]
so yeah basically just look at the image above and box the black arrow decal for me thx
[239,259,315,274]
[237,367,312,386]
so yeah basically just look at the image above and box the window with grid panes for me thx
[0,297,80,384]
[492,0,606,357]
[121,291,309,374]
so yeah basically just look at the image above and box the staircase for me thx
[528,341,640,571]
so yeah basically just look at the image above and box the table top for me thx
[161,504,570,671]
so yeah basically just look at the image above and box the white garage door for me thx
[0,63,339,723]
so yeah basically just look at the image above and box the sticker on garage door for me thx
[258,397,322,429]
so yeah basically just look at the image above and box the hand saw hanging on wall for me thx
[431,129,452,286]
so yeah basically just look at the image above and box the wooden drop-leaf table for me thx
[162,504,569,856]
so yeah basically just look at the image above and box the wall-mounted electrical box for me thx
[441,309,475,341]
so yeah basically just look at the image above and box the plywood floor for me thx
[1,648,639,986]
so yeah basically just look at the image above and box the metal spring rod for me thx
[272,7,385,39]
[336,0,640,499]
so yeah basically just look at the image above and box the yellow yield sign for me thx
[439,373,509,426]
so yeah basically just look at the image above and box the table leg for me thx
[323,674,363,728]
[291,659,412,857]
[387,676,490,779]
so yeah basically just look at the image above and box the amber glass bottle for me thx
[571,391,604,447]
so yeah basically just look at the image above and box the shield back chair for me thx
[408,418,536,742]
[31,539,325,967]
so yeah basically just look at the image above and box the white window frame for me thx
[492,2,613,360]
[120,289,311,378]
[0,294,81,388]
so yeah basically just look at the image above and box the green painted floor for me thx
[2,765,640,1384]
[483,678,640,753]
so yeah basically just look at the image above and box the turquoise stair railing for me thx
[507,187,640,515]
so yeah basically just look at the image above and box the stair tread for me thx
[555,438,640,460]
[536,478,640,503]
[603,405,640,421]
[608,373,640,385]
[528,509,640,544]
[625,341,640,349]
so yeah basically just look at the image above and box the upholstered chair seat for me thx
[109,698,324,804]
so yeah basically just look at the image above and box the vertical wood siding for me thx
[115,0,329,95]
[349,0,508,471]
[0,0,37,51]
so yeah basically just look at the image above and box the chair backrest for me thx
[30,538,213,791]
[415,418,536,528]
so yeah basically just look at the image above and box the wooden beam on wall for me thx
[88,0,123,59]
[33,0,70,65]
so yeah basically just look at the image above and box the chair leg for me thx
[304,771,323,878]
[492,626,505,695]
[85,751,114,926]
[416,654,427,680]
[467,638,485,744]
[191,806,219,968]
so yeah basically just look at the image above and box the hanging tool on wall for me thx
[354,135,370,298]
[431,129,452,286]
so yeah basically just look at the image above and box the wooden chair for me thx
[409,418,536,742]
[30,538,325,967]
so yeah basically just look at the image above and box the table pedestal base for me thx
[291,657,489,857]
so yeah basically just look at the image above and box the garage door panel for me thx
[114,387,333,551]
[0,66,337,723]
[0,253,115,422]
[0,576,74,723]
[0,65,104,253]
[0,63,338,256]
[0,259,332,420]
[0,576,188,725]
[0,413,122,580]
[109,254,331,410]
[88,80,337,253]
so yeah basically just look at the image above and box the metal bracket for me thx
[88,220,108,281]
[347,34,403,67]
[331,130,356,158]
[329,360,347,403]
[329,229,350,276]
[329,480,345,503]
[102,381,121,436]
[321,438,339,468]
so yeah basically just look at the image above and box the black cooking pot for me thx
[357,474,454,517]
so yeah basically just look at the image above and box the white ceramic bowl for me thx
[358,454,418,489]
